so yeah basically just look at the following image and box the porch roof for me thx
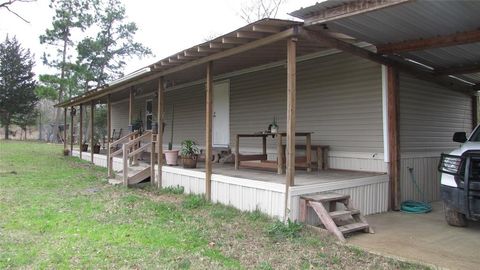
[290,0,480,90]
[55,19,319,107]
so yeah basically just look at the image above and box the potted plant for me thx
[270,116,279,134]
[164,105,179,165]
[180,140,200,168]
[81,140,88,152]
[132,118,143,133]
[93,135,101,154]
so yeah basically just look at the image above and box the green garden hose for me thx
[400,168,432,214]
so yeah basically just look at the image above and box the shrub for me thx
[182,194,206,209]
[266,219,303,240]
[162,185,184,194]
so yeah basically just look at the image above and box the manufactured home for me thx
[56,1,479,231]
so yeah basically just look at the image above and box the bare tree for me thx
[238,0,287,23]
[0,0,36,23]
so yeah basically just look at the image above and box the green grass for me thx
[0,141,431,269]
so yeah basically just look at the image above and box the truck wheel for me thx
[444,203,467,227]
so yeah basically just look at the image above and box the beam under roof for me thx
[434,63,480,76]
[377,29,480,54]
[299,28,474,94]
[302,0,411,25]
[55,26,300,108]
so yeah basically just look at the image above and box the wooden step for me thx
[301,192,350,203]
[329,209,360,219]
[338,222,369,234]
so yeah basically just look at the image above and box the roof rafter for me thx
[377,29,480,54]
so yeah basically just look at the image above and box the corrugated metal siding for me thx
[230,53,384,153]
[399,73,472,153]
[400,156,441,202]
[160,167,286,219]
[289,177,389,224]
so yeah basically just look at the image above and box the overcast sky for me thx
[0,0,319,78]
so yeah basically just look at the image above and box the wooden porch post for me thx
[107,95,112,177]
[63,108,67,150]
[387,66,401,210]
[284,37,297,220]
[90,100,95,163]
[157,77,165,189]
[70,106,74,155]
[205,61,213,201]
[79,104,83,159]
[472,95,478,129]
[129,88,133,131]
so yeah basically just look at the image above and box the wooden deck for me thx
[189,162,384,186]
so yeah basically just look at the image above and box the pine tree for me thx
[76,0,151,89]
[0,36,37,139]
[39,0,93,141]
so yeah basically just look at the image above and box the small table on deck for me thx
[234,132,312,174]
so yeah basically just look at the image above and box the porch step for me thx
[338,222,369,234]
[329,209,360,219]
[109,163,151,186]
[300,192,373,242]
[302,193,350,203]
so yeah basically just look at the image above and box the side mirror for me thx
[453,132,467,143]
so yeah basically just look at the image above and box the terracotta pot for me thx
[182,155,198,168]
[93,144,101,154]
[81,144,88,152]
[164,150,179,165]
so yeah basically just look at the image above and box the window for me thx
[146,99,153,130]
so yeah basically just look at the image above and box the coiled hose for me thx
[400,168,432,214]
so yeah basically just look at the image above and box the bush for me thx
[266,219,303,240]
[182,194,206,209]
[162,185,184,194]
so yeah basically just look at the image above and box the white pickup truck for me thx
[439,124,480,226]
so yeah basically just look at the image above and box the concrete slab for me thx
[349,202,480,270]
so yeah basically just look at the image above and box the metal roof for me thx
[56,19,305,107]
[291,0,480,87]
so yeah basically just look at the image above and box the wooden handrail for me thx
[128,142,151,158]
[110,130,139,149]
[125,131,152,147]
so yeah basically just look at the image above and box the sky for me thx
[0,0,319,78]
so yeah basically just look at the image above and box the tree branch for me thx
[0,0,36,23]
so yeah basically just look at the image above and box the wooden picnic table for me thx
[234,132,313,174]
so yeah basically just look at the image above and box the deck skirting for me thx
[71,150,389,221]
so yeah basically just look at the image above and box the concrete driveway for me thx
[349,202,480,270]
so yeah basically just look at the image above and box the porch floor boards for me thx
[76,148,383,186]
[188,162,383,186]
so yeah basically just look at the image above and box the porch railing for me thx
[109,130,153,186]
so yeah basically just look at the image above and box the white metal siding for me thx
[399,73,472,153]
[110,52,385,171]
[400,155,441,202]
[230,53,383,153]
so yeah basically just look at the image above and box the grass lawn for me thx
[0,141,429,269]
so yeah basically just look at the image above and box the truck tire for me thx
[444,203,467,227]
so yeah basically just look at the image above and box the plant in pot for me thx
[180,140,200,168]
[164,105,179,165]
[81,139,88,152]
[132,118,143,133]
[93,135,101,154]
[269,116,279,134]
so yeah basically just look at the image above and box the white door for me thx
[213,81,230,147]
